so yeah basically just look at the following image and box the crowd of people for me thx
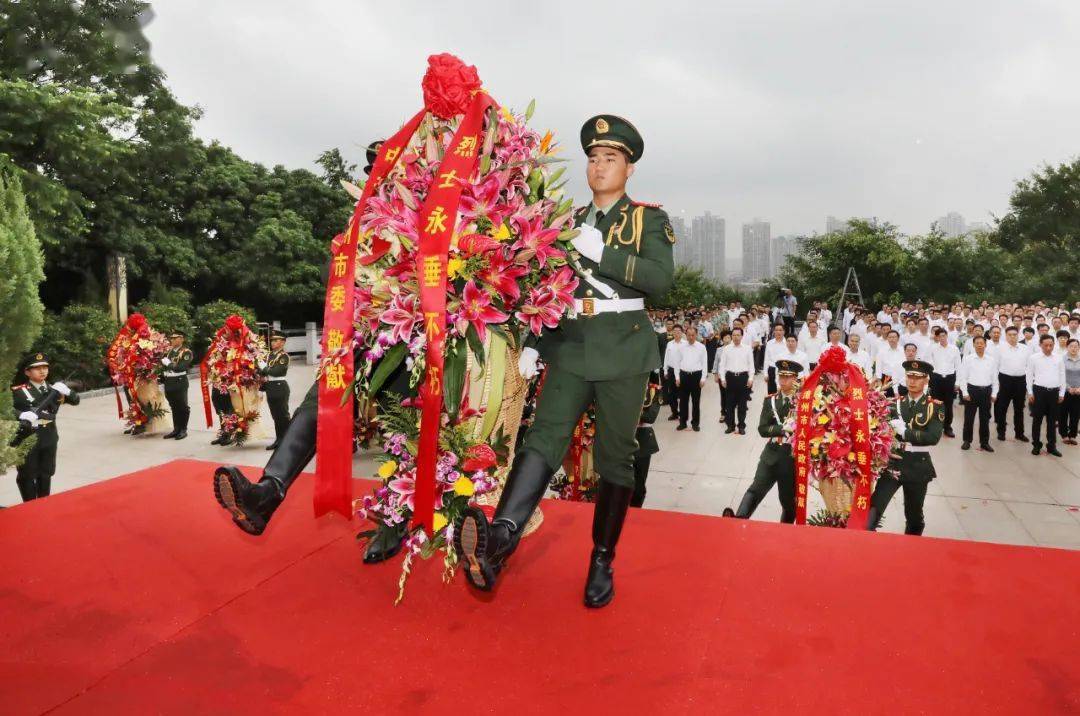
[652,297,1080,456]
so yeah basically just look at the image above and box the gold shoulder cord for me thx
[628,205,644,252]
[912,400,933,428]
[607,208,631,246]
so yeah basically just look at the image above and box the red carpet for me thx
[1,459,1079,714]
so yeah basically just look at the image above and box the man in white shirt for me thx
[1027,334,1066,456]
[928,327,961,438]
[779,335,809,378]
[715,327,754,435]
[957,335,998,451]
[798,319,825,370]
[674,327,708,431]
[846,333,872,379]
[994,325,1030,442]
[875,330,906,396]
[662,325,684,421]
[763,323,788,395]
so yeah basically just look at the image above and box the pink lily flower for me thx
[541,266,578,307]
[459,280,509,342]
[379,293,419,344]
[478,250,528,304]
[515,287,563,336]
[511,215,563,265]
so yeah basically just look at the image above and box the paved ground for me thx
[6,364,1080,549]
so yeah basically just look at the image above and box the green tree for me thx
[778,220,912,308]
[134,301,194,339]
[993,157,1080,303]
[36,304,118,389]
[0,171,46,472]
[315,147,357,187]
[649,266,744,309]
[906,232,1009,305]
[193,300,257,354]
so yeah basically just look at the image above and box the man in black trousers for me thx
[675,326,708,431]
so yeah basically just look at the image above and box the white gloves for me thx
[571,224,605,263]
[19,411,39,427]
[258,360,268,370]
[162,357,172,366]
[890,418,907,436]
[52,382,71,396]
[518,347,540,380]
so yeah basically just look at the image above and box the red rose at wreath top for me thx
[225,314,245,332]
[421,53,482,119]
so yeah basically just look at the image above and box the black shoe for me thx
[667,414,679,421]
[213,466,283,536]
[584,481,633,609]
[1031,445,1041,455]
[721,507,735,517]
[724,426,735,434]
[1048,447,1063,457]
[737,428,746,435]
[692,425,700,432]
[362,523,406,564]
[211,435,224,445]
[265,441,279,451]
[220,435,234,446]
[123,427,134,435]
[961,442,971,450]
[944,428,955,438]
[173,430,187,441]
[676,424,687,431]
[1015,435,1029,443]
[163,430,177,439]
[980,444,994,453]
[452,449,551,592]
[131,425,146,436]
[996,432,1006,442]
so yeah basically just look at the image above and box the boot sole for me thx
[213,467,266,536]
[453,508,494,591]
[585,587,614,609]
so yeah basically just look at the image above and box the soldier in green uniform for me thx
[259,331,291,450]
[723,359,802,522]
[630,372,662,507]
[453,114,675,608]
[867,359,943,535]
[161,331,193,440]
[11,353,80,501]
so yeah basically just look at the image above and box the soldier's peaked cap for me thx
[581,115,644,163]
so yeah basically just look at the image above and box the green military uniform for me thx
[162,334,194,439]
[630,375,662,507]
[11,353,80,502]
[260,335,291,448]
[522,116,674,488]
[727,359,802,522]
[869,360,943,535]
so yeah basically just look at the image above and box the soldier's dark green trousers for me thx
[521,366,650,488]
[747,444,796,523]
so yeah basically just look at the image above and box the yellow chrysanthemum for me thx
[453,476,475,496]
[817,414,829,425]
[433,512,448,533]
[377,461,397,480]
[447,257,465,279]
[492,223,511,241]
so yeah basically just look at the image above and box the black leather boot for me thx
[362,523,407,564]
[584,480,633,608]
[453,448,551,591]
[866,506,881,531]
[733,490,761,519]
[162,429,177,439]
[213,397,316,536]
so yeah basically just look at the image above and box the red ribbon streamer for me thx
[792,350,875,529]
[412,92,494,534]
[313,109,428,519]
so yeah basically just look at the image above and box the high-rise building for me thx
[689,211,725,281]
[742,219,771,281]
[934,211,966,238]
[771,235,802,277]
[670,215,690,266]
[826,215,851,234]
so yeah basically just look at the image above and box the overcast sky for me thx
[146,1,1080,258]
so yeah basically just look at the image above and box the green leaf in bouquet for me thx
[368,342,408,396]
[465,322,486,371]
[524,98,536,121]
[443,338,467,420]
[547,167,566,186]
[480,154,491,174]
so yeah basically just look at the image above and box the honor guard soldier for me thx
[161,331,193,440]
[11,353,80,502]
[260,331,291,450]
[723,359,802,522]
[630,372,662,507]
[453,113,675,607]
[867,359,943,535]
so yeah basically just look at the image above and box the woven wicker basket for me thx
[817,478,854,516]
[465,333,543,536]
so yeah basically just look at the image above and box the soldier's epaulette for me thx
[574,206,588,217]
[11,383,26,390]
[631,200,663,209]
[929,398,942,405]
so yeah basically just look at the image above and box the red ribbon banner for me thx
[412,92,494,534]
[313,109,428,519]
[792,349,875,529]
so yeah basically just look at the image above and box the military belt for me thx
[266,377,288,382]
[571,297,644,317]
[903,445,931,453]
[163,371,188,378]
